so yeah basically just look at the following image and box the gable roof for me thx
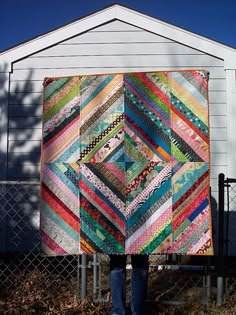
[1,4,236,70]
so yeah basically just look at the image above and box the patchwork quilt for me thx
[40,71,213,255]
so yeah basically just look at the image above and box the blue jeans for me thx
[109,255,149,315]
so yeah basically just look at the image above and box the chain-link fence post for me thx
[93,253,98,300]
[80,254,87,299]
[217,173,225,305]
[202,257,211,305]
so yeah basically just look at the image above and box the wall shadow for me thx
[0,64,42,253]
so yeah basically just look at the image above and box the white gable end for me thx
[1,5,236,69]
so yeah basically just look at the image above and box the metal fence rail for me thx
[0,178,236,307]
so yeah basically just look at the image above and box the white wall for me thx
[7,21,226,201]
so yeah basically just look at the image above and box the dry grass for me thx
[1,257,236,315]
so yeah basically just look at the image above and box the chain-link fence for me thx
[219,177,236,302]
[0,181,80,297]
[1,179,236,309]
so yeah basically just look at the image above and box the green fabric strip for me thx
[44,83,79,123]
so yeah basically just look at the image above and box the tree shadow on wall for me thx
[0,66,79,289]
[0,64,42,253]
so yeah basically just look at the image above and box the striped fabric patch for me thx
[170,162,211,254]
[42,77,81,163]
[80,162,126,254]
[125,162,172,254]
[41,163,80,255]
[40,71,213,255]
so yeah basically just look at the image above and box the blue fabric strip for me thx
[126,178,171,229]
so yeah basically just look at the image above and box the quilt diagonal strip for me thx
[80,162,126,254]
[169,162,212,254]
[125,161,172,254]
[124,73,171,162]
[169,71,209,162]
[40,163,80,255]
[40,71,213,256]
[79,74,125,163]
[42,77,81,163]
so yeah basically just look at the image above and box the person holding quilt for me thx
[109,254,149,315]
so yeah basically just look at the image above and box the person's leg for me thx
[109,255,127,315]
[130,255,149,315]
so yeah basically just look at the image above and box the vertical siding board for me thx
[226,70,236,177]
[0,71,10,252]
[0,72,10,180]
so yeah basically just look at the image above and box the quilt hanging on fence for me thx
[40,70,213,256]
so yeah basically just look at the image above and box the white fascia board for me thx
[0,6,119,71]
[116,6,236,69]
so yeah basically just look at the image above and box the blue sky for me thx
[1,0,236,51]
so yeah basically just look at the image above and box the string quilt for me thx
[40,71,213,255]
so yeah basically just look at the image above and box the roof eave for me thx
[0,5,120,71]
[116,6,236,66]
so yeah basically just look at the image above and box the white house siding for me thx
[7,21,226,205]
